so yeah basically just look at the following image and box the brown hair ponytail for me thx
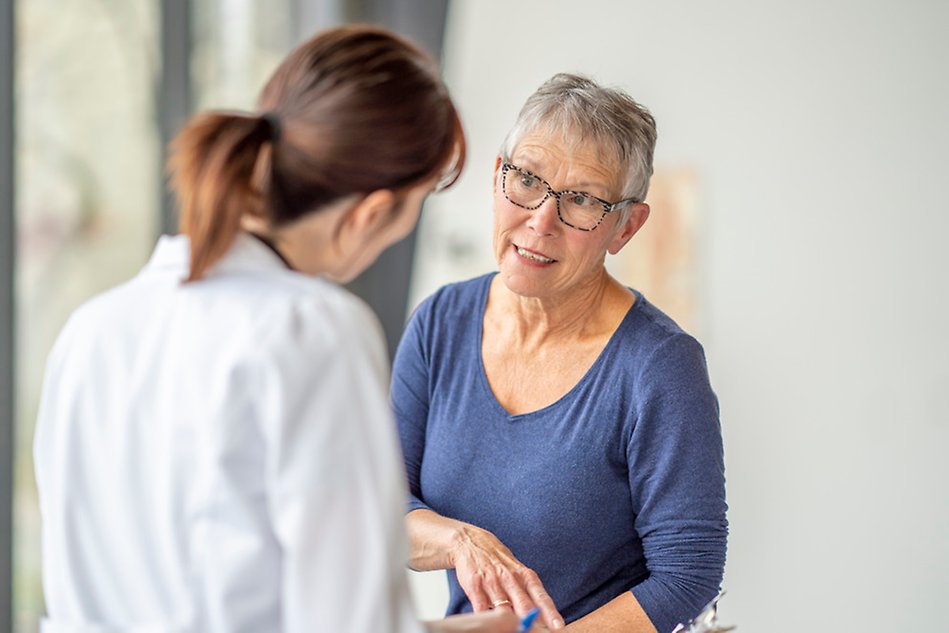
[167,25,466,282]
[170,113,273,282]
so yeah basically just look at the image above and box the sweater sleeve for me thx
[391,300,433,513]
[626,333,728,633]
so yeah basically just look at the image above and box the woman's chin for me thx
[498,267,550,299]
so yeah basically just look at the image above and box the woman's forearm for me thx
[564,592,656,633]
[424,609,519,633]
[406,508,476,571]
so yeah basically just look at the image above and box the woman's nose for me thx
[526,195,559,235]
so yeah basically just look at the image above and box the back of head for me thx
[501,73,656,202]
[169,25,466,281]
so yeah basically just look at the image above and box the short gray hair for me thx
[501,73,657,203]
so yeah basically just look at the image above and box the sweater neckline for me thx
[474,272,643,420]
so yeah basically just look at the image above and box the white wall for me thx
[407,1,949,631]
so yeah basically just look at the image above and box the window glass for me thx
[14,1,293,630]
[15,2,160,629]
[191,0,295,112]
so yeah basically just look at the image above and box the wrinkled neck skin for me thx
[490,265,633,350]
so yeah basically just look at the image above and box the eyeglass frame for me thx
[499,160,640,232]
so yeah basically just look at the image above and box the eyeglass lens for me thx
[503,165,606,231]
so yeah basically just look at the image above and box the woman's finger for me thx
[462,569,494,612]
[482,570,513,612]
[489,598,514,611]
[496,565,536,616]
[519,568,564,629]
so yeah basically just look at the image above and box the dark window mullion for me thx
[342,0,450,362]
[159,0,193,237]
[1,0,17,629]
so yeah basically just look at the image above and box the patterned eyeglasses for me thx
[500,161,639,232]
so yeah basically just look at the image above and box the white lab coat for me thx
[34,234,426,633]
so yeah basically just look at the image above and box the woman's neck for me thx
[489,269,632,348]
[240,199,351,278]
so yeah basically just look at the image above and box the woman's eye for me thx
[569,194,591,206]
[520,175,537,188]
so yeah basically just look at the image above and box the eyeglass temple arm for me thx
[607,197,641,212]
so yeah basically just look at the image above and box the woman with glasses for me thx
[34,26,522,633]
[392,74,728,633]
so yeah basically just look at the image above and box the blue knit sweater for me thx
[391,274,728,633]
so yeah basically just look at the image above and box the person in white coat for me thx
[33,26,521,633]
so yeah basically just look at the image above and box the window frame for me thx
[1,0,17,629]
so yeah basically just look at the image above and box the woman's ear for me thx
[493,155,503,191]
[240,211,270,235]
[340,188,398,236]
[607,203,650,255]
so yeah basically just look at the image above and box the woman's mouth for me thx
[514,244,556,264]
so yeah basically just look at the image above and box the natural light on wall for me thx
[409,2,949,631]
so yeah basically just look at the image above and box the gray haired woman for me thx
[392,74,728,633]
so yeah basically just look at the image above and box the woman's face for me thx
[492,131,632,300]
[333,177,435,283]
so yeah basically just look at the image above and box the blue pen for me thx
[519,607,540,632]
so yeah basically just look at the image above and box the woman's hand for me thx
[450,524,564,630]
[425,609,520,633]
[406,509,564,630]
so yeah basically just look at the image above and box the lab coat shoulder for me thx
[233,276,423,632]
[238,272,391,432]
[32,275,154,481]
[253,272,389,378]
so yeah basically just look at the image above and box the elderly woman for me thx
[391,74,727,633]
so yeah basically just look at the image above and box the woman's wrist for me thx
[446,521,481,569]
[408,509,478,571]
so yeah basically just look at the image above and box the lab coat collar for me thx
[142,233,293,279]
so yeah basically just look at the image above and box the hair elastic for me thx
[261,111,282,143]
